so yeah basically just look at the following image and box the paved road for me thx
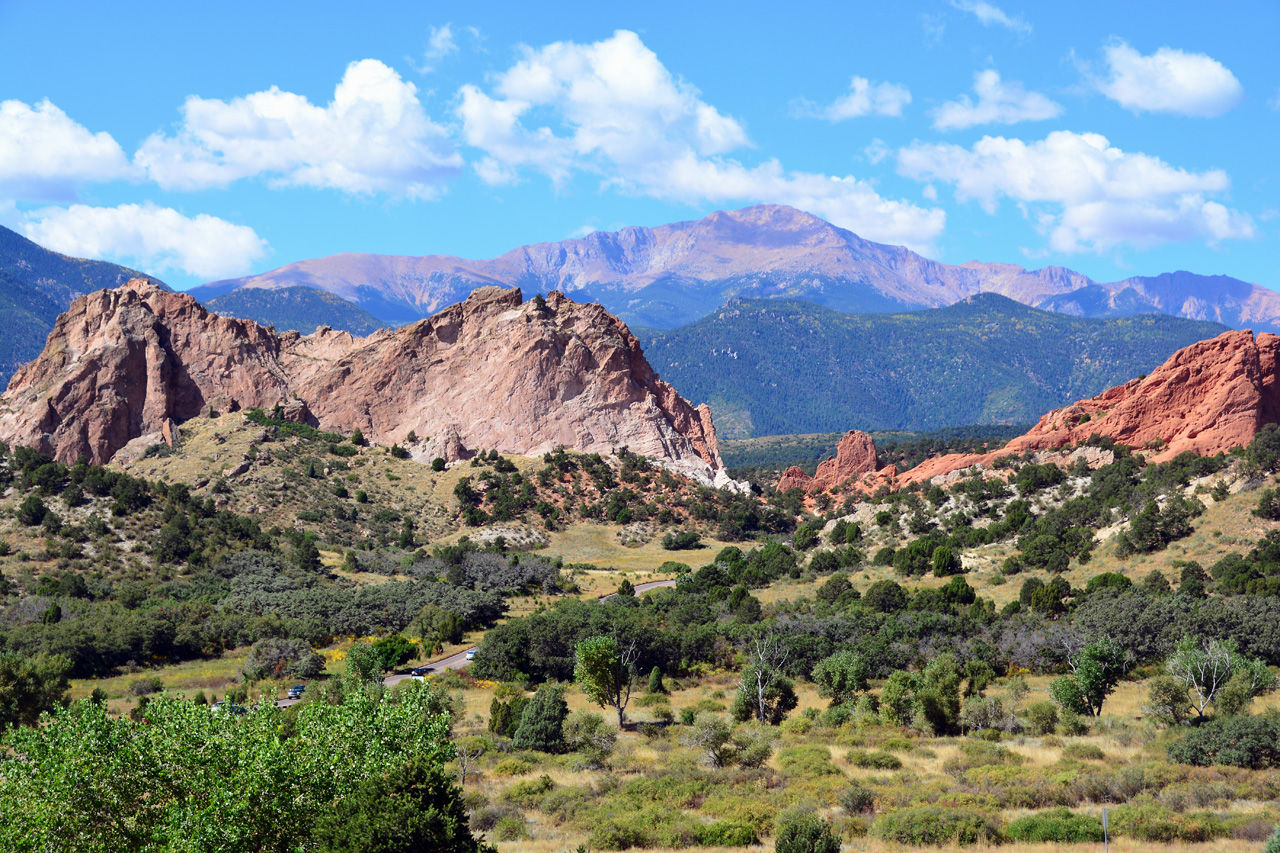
[276,576,678,706]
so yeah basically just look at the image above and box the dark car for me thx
[287,685,305,700]
[410,666,432,676]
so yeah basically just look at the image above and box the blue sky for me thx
[1,0,1276,292]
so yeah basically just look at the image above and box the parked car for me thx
[286,685,305,700]
[211,701,247,715]
[410,666,432,676]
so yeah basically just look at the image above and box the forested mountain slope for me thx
[638,293,1228,437]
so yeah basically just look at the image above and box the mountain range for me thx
[190,204,1280,332]
[637,294,1228,438]
[0,226,163,388]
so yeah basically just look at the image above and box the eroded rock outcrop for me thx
[0,280,730,485]
[786,330,1280,494]
[777,430,886,493]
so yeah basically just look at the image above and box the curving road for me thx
[277,577,677,705]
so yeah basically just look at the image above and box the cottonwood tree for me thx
[0,682,459,853]
[573,635,638,728]
[1049,636,1133,717]
[731,635,797,725]
[1166,636,1277,719]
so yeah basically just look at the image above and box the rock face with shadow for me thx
[0,279,731,487]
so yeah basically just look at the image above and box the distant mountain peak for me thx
[185,205,1277,333]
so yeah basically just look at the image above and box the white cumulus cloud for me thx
[136,59,462,197]
[796,76,912,120]
[932,70,1062,130]
[20,202,268,279]
[950,1,1032,35]
[0,99,138,201]
[897,130,1254,252]
[457,30,944,250]
[1091,41,1243,117]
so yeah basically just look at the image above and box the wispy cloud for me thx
[950,1,1032,35]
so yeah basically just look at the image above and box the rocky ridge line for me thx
[779,329,1280,494]
[0,280,736,489]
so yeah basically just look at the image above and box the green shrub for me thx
[698,820,758,846]
[1058,712,1088,736]
[1265,825,1280,853]
[1166,715,1280,769]
[943,740,1022,773]
[1005,808,1103,843]
[492,757,535,776]
[493,816,527,841]
[774,808,840,853]
[1109,800,1225,843]
[778,745,844,777]
[846,749,902,770]
[501,774,555,807]
[1023,700,1059,735]
[1062,743,1105,761]
[838,781,876,814]
[871,806,1002,847]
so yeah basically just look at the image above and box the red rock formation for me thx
[0,280,729,484]
[776,430,882,493]
[788,329,1280,493]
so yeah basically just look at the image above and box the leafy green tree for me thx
[241,638,324,683]
[16,494,47,526]
[349,428,366,447]
[647,666,666,694]
[512,684,568,752]
[915,653,962,735]
[1178,561,1208,598]
[346,641,387,687]
[416,604,465,649]
[862,579,908,613]
[1049,636,1132,717]
[574,636,638,728]
[0,682,456,852]
[811,650,869,707]
[487,696,527,738]
[296,535,322,573]
[793,523,819,551]
[931,545,962,577]
[372,635,419,672]
[0,652,71,735]
[313,757,492,853]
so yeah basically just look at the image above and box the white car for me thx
[464,649,476,661]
